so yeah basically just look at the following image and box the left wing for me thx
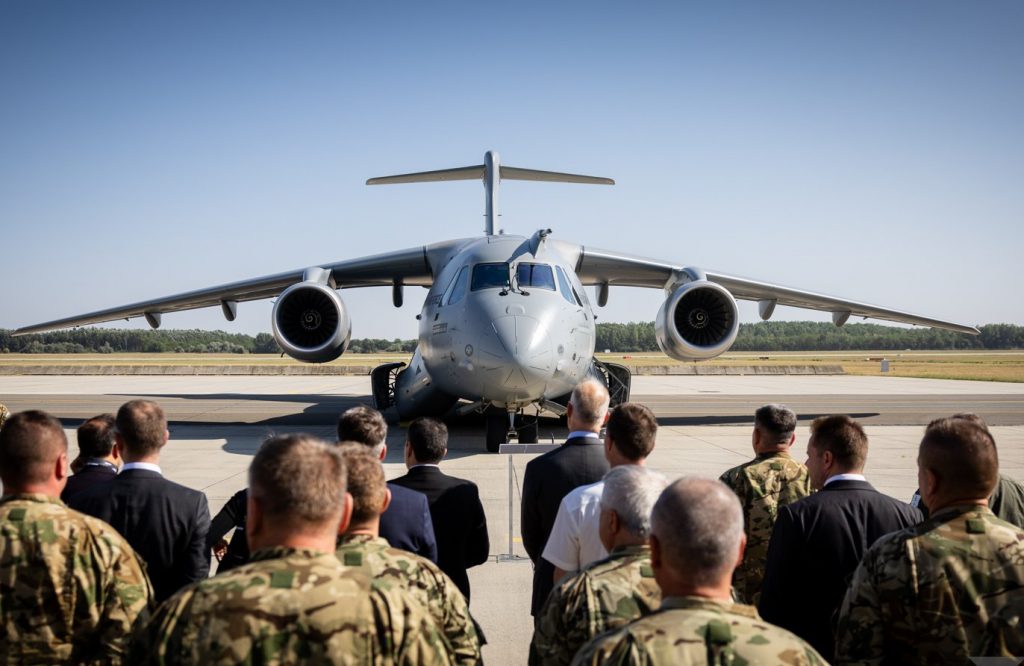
[568,245,979,335]
[14,244,453,336]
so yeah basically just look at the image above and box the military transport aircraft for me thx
[16,151,979,451]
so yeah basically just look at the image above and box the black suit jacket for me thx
[758,479,922,660]
[68,468,211,603]
[379,482,438,563]
[61,461,117,503]
[521,435,609,615]
[391,465,489,600]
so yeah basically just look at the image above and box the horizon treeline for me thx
[2,322,1022,355]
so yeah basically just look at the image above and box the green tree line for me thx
[1,322,1021,355]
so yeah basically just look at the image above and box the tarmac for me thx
[2,374,1023,665]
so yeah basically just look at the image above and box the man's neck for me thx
[754,445,790,457]
[123,454,160,466]
[5,483,61,498]
[251,531,337,553]
[659,579,733,602]
[928,497,989,513]
[343,519,380,538]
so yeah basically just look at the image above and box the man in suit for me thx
[61,413,120,502]
[337,405,438,563]
[68,399,211,603]
[391,417,489,601]
[758,414,922,660]
[521,379,611,617]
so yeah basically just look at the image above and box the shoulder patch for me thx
[769,462,784,471]
[704,619,733,645]
[269,571,295,589]
[8,508,26,521]
[639,563,654,578]
[966,519,986,534]
[343,551,363,567]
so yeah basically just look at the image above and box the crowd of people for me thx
[0,380,1022,664]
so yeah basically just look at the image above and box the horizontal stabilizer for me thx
[367,166,484,185]
[501,166,613,185]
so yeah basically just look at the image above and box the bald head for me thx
[0,410,68,490]
[568,380,610,432]
[651,477,745,589]
[920,417,998,503]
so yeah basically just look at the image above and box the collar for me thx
[824,473,867,487]
[120,462,162,475]
[249,546,335,563]
[567,431,602,441]
[410,463,441,470]
[608,543,651,558]
[81,459,118,473]
[929,503,993,522]
[337,533,389,548]
[659,596,760,619]
[755,450,792,460]
[0,493,63,507]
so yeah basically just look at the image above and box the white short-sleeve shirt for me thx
[541,480,608,572]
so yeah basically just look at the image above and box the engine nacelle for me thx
[655,281,739,361]
[272,281,351,363]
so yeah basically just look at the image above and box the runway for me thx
[2,374,1023,666]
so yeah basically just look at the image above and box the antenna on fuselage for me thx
[366,151,614,236]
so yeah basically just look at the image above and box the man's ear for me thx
[649,533,662,570]
[338,492,355,535]
[55,452,69,482]
[111,441,121,462]
[735,533,747,569]
[822,449,835,471]
[787,432,797,447]
[163,429,170,446]
[608,508,621,536]
[378,444,388,462]
[380,487,393,514]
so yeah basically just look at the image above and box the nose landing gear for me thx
[485,406,540,453]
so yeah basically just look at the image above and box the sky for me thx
[2,1,1022,340]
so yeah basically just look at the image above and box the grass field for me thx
[2,350,1022,382]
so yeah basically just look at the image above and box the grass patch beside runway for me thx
[0,350,1021,382]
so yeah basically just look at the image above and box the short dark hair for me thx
[921,417,998,500]
[337,443,387,524]
[755,404,797,444]
[0,410,67,487]
[249,434,347,528]
[605,403,657,462]
[809,415,868,472]
[77,414,117,458]
[115,400,167,458]
[407,418,448,464]
[337,406,387,448]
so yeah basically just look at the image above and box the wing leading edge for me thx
[571,245,979,335]
[13,245,443,336]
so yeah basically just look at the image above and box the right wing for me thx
[14,242,466,336]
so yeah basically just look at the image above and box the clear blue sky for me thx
[2,1,1021,339]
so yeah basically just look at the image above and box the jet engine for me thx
[272,280,351,363]
[655,281,739,361]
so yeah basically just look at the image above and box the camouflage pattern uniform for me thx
[836,504,1024,664]
[531,543,661,666]
[336,533,481,666]
[980,593,1024,657]
[131,546,453,665]
[571,596,827,665]
[0,404,9,431]
[0,493,154,665]
[719,451,812,604]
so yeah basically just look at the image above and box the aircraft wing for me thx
[14,245,437,336]
[571,245,980,335]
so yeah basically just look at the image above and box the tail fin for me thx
[366,150,613,235]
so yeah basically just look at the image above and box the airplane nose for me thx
[487,315,554,391]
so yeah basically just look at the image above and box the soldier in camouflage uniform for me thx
[130,434,453,665]
[531,465,667,666]
[0,410,153,664]
[719,404,811,605]
[573,477,826,665]
[836,417,1024,664]
[335,444,482,666]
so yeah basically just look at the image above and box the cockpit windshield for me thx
[516,263,556,291]
[471,263,511,291]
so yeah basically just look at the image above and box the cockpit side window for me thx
[516,263,556,291]
[445,266,469,305]
[555,266,579,305]
[556,266,584,306]
[471,263,511,291]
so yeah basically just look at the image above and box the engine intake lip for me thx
[272,282,350,362]
[673,287,735,347]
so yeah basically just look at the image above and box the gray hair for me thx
[600,465,668,538]
[249,434,347,528]
[569,380,611,430]
[651,477,745,586]
[755,404,797,443]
